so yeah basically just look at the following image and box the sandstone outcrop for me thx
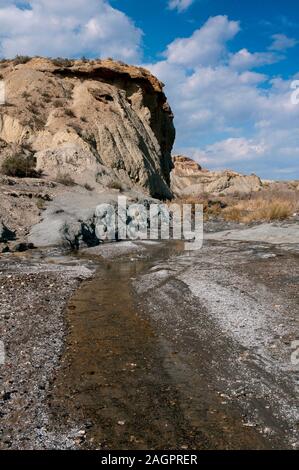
[171,155,263,197]
[0,58,175,199]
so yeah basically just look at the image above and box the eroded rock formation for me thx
[171,155,263,197]
[0,57,175,199]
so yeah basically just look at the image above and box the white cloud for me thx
[164,15,240,67]
[168,0,195,13]
[229,48,279,70]
[0,0,142,61]
[192,138,268,166]
[270,33,297,51]
[146,16,299,178]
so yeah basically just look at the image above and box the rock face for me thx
[171,155,263,197]
[0,58,175,199]
[28,189,164,249]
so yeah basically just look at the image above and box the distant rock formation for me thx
[172,155,202,174]
[171,155,263,197]
[0,57,175,199]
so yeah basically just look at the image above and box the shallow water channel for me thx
[47,241,280,450]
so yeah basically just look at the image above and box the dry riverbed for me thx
[0,225,298,450]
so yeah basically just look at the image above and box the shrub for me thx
[53,99,63,108]
[260,200,294,221]
[222,207,245,223]
[223,191,298,223]
[107,180,123,191]
[36,198,46,210]
[55,173,76,186]
[1,154,41,178]
[64,108,76,118]
[83,183,93,191]
[52,57,73,67]
[64,88,73,99]
[22,91,30,99]
[14,55,31,65]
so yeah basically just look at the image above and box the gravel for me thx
[0,252,94,449]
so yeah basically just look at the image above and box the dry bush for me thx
[14,55,31,65]
[223,207,244,223]
[1,154,41,178]
[173,194,226,220]
[22,91,30,99]
[36,198,46,210]
[107,180,123,191]
[223,190,298,223]
[53,99,63,108]
[55,173,76,186]
[83,183,94,191]
[174,188,298,223]
[64,108,76,118]
[52,57,73,68]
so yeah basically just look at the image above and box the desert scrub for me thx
[107,180,124,191]
[64,108,76,118]
[83,183,94,191]
[36,198,46,210]
[14,55,31,65]
[1,154,41,178]
[22,91,31,100]
[52,57,73,67]
[173,195,226,220]
[223,190,298,223]
[55,173,76,186]
[53,99,63,108]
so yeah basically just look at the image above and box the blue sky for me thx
[0,0,299,179]
[112,0,299,73]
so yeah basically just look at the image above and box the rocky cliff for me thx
[0,57,175,199]
[171,155,263,197]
